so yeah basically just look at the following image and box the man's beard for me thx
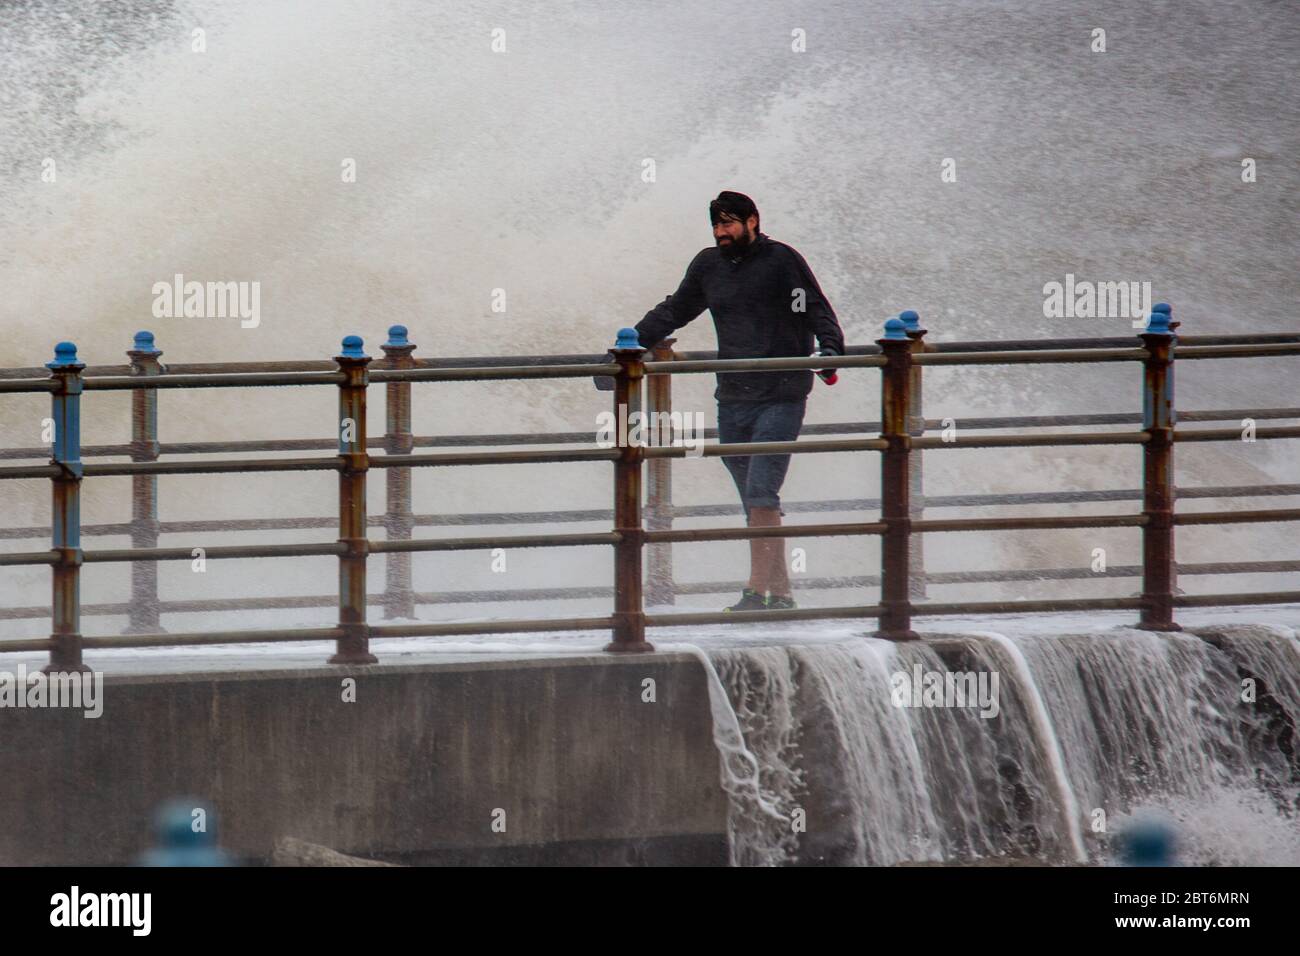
[718,229,753,257]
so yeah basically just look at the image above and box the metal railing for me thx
[1,304,1298,665]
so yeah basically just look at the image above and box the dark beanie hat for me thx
[709,190,759,226]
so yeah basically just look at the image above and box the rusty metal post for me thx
[644,337,676,607]
[125,331,164,634]
[876,317,919,640]
[901,310,929,601]
[47,342,89,672]
[605,328,652,652]
[330,335,377,663]
[381,325,416,620]
[1137,303,1181,631]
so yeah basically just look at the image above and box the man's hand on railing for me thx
[593,349,617,391]
[813,349,839,386]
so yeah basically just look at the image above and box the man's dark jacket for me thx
[634,232,846,403]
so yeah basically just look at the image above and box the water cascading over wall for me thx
[699,625,1300,866]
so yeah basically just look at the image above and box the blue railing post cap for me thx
[47,341,84,369]
[385,325,410,348]
[1145,308,1172,334]
[132,330,161,354]
[614,327,643,350]
[881,316,909,341]
[899,309,921,332]
[339,335,367,359]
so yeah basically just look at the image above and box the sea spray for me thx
[2,1,1298,638]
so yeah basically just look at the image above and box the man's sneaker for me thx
[765,594,797,611]
[724,588,767,612]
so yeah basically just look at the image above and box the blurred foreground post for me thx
[644,337,676,607]
[126,331,164,634]
[381,325,416,620]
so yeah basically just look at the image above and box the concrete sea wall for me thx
[0,653,728,865]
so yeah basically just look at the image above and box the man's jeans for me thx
[717,399,807,516]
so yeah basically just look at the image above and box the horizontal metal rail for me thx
[5,556,1300,622]
[368,448,621,467]
[369,617,617,637]
[2,482,1296,543]
[922,332,1300,352]
[914,348,1147,366]
[643,354,886,374]
[369,362,619,383]
[82,542,346,563]
[644,605,885,627]
[0,457,343,481]
[1176,343,1300,360]
[1174,509,1300,525]
[0,533,619,568]
[0,464,61,480]
[5,418,1276,482]
[913,596,1146,614]
[4,330,1294,383]
[644,521,887,543]
[2,407,1295,463]
[641,437,887,459]
[67,595,1252,637]
[912,514,1147,532]
[369,531,620,552]
[84,456,343,477]
[4,486,1297,539]
[912,431,1148,449]
[83,371,346,390]
[0,379,55,394]
[1174,425,1300,443]
[1173,590,1300,607]
[80,627,346,649]
[0,551,57,567]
